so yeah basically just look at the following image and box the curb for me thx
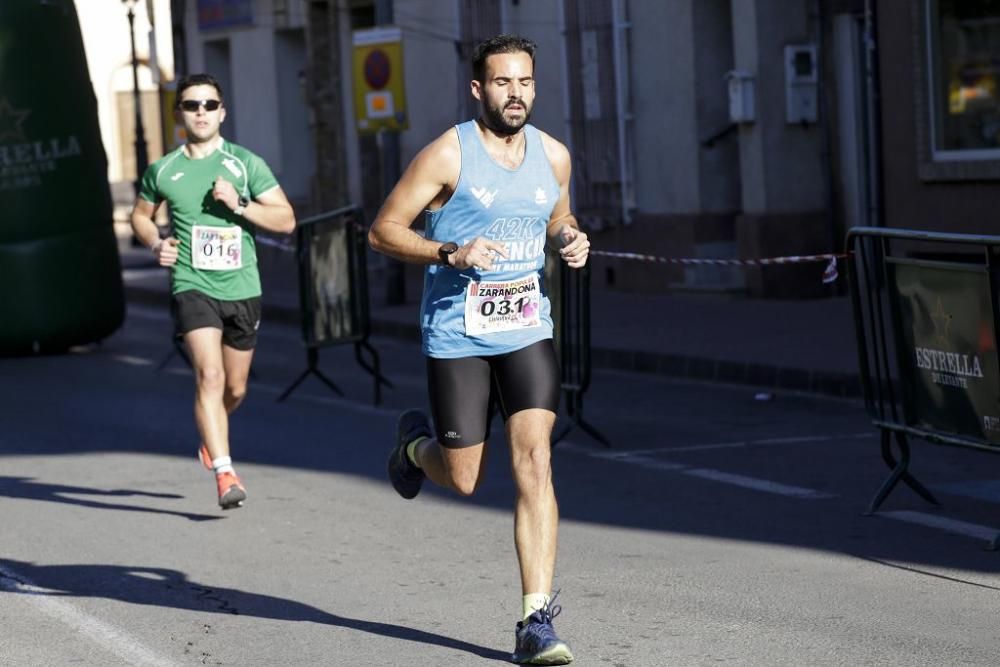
[124,285,862,399]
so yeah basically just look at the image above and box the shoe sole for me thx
[512,643,574,665]
[219,485,246,510]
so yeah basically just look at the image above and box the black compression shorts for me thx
[426,339,560,448]
[171,290,262,351]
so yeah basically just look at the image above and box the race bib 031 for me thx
[464,275,541,336]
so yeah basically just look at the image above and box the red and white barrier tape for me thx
[590,250,848,284]
[255,236,295,252]
[254,237,846,284]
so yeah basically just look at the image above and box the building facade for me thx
[136,0,941,298]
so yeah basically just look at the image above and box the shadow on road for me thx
[0,476,220,523]
[5,320,1000,577]
[0,559,510,662]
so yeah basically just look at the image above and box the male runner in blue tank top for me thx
[368,34,589,665]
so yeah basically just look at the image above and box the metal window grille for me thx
[562,0,633,227]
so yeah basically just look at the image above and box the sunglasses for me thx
[178,99,222,112]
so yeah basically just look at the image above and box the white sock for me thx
[522,593,550,621]
[212,456,234,475]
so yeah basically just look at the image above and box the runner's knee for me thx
[195,365,226,393]
[225,381,247,404]
[512,443,552,489]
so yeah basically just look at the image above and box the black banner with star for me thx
[890,259,1000,445]
[0,0,124,354]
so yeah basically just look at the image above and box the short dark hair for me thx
[471,34,537,83]
[175,73,224,107]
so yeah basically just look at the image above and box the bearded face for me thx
[474,52,535,135]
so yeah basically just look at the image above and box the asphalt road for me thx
[1,302,999,666]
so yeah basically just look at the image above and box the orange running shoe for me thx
[216,471,246,510]
[198,444,213,471]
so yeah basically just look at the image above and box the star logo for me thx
[930,297,952,345]
[0,98,31,143]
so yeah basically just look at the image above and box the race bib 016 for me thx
[192,224,242,271]
[464,275,542,336]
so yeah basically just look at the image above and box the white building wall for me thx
[374,0,570,170]
[394,0,462,166]
[184,3,288,175]
[230,28,284,173]
[694,0,741,215]
[339,3,363,210]
[76,0,174,183]
[503,0,570,145]
[731,0,824,214]
[631,0,701,214]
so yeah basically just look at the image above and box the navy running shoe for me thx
[388,409,431,499]
[512,593,574,665]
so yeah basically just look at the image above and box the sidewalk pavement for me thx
[119,238,861,399]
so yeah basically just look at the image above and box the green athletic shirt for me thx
[139,139,280,300]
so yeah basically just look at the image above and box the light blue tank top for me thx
[420,120,560,358]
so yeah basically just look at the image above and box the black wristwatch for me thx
[234,195,250,216]
[437,241,459,266]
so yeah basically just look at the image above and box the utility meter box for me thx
[785,44,818,124]
[725,70,755,123]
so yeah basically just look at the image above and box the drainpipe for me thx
[863,0,884,227]
[814,0,838,256]
[611,0,633,225]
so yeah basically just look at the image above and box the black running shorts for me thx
[426,339,560,448]
[170,290,262,351]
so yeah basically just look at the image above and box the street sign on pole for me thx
[351,26,408,133]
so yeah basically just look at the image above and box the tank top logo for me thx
[534,187,548,204]
[469,185,498,209]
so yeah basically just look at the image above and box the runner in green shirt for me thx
[130,73,296,509]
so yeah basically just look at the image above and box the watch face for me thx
[238,196,250,207]
[438,242,458,264]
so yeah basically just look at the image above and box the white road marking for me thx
[880,511,1000,542]
[558,442,836,499]
[0,564,180,667]
[585,432,875,457]
[110,354,154,366]
[682,468,837,499]
[611,454,688,472]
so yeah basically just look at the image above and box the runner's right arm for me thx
[368,130,507,271]
[130,197,178,267]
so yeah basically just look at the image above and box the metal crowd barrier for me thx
[549,257,611,448]
[278,205,392,405]
[847,226,1000,549]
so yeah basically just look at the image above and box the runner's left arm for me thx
[241,185,296,234]
[541,135,590,269]
[212,177,295,234]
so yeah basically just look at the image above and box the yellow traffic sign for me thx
[352,27,408,133]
